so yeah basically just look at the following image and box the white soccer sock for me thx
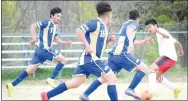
[148,71,156,93]
[157,76,176,91]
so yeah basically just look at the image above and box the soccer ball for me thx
[140,90,152,100]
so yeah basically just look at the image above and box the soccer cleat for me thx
[125,88,141,100]
[46,78,56,88]
[79,94,89,101]
[6,83,14,97]
[40,91,49,101]
[174,88,181,99]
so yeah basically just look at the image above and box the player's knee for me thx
[60,58,67,64]
[71,79,85,88]
[68,75,86,88]
[104,71,117,85]
[148,69,155,74]
[72,82,82,88]
[26,65,38,75]
[98,77,106,84]
[149,63,159,71]
[57,55,67,64]
[148,66,155,73]
[138,62,148,73]
[139,69,147,74]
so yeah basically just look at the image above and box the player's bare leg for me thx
[156,70,181,99]
[102,70,118,100]
[66,75,86,89]
[7,64,39,97]
[41,74,86,100]
[148,63,181,99]
[80,71,118,101]
[80,77,106,101]
[46,55,67,88]
[26,64,40,74]
[125,62,148,100]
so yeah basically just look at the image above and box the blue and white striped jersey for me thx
[109,20,139,55]
[78,18,108,65]
[36,19,58,50]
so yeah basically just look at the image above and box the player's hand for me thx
[178,50,184,56]
[29,39,37,46]
[85,44,94,55]
[145,37,154,44]
[64,40,72,46]
[108,34,116,41]
[127,46,134,54]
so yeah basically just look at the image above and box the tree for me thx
[2,1,20,33]
[135,1,187,68]
[68,1,97,25]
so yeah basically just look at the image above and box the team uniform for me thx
[79,20,145,100]
[73,17,112,77]
[154,28,177,73]
[31,19,60,65]
[41,17,118,101]
[108,20,141,73]
[106,20,148,100]
[7,19,64,97]
[148,28,181,99]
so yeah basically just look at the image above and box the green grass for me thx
[2,68,75,80]
[2,66,187,82]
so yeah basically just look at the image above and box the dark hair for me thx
[145,19,158,26]
[129,9,140,20]
[50,7,62,18]
[96,1,112,16]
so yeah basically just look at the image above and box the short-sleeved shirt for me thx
[109,20,139,55]
[36,19,58,50]
[78,18,109,65]
[156,28,177,61]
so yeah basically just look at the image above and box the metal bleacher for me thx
[2,34,108,69]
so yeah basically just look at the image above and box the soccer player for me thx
[145,19,184,99]
[40,2,118,100]
[79,9,153,100]
[6,7,72,97]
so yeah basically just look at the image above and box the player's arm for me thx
[29,22,38,46]
[126,26,135,53]
[174,39,184,56]
[134,40,146,46]
[29,20,48,46]
[76,21,96,54]
[106,33,116,44]
[156,28,169,38]
[53,37,72,46]
[134,37,153,46]
[76,28,93,54]
[76,28,90,47]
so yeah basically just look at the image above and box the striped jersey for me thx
[78,18,108,65]
[36,19,58,50]
[109,20,139,55]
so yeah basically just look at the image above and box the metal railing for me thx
[2,31,187,69]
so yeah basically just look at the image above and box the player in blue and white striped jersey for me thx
[40,2,118,100]
[6,7,72,97]
[80,10,154,100]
